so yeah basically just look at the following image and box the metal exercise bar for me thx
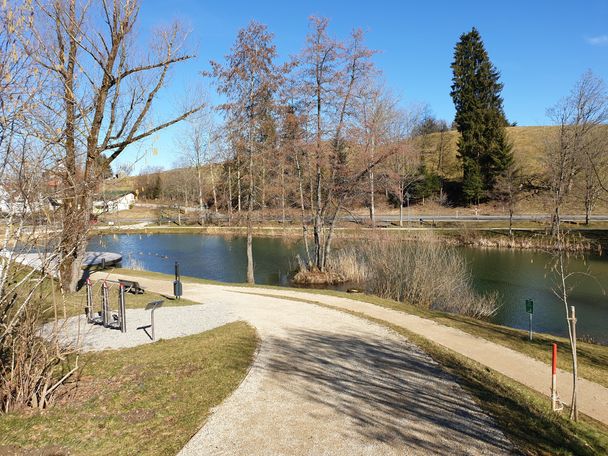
[102,281,110,327]
[144,300,164,341]
[85,279,93,323]
[119,283,126,333]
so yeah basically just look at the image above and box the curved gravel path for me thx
[60,274,515,455]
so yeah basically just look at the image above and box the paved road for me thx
[70,273,516,455]
[347,213,608,223]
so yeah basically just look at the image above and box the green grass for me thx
[0,321,259,455]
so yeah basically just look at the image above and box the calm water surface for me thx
[89,233,608,342]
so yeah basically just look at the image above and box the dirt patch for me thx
[174,363,202,380]
[121,408,157,424]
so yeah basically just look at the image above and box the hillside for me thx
[418,125,557,180]
[103,125,608,216]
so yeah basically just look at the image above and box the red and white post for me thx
[551,343,559,411]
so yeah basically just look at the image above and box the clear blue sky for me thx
[117,0,608,173]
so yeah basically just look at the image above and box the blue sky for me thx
[117,0,608,173]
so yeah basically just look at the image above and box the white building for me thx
[93,193,135,215]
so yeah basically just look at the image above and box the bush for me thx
[1,263,78,413]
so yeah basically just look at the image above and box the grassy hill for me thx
[418,125,558,179]
[103,125,608,216]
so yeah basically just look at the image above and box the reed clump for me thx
[325,232,500,319]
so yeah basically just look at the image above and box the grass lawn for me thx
[0,321,258,455]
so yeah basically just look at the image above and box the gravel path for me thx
[60,273,516,455]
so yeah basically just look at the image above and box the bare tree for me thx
[579,142,607,225]
[1,1,77,412]
[545,70,608,421]
[208,21,285,284]
[294,17,378,273]
[354,83,403,226]
[494,162,524,236]
[27,0,202,291]
[179,103,218,225]
[546,70,608,235]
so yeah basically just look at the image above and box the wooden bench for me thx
[118,279,145,294]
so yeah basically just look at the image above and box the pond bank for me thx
[91,223,607,253]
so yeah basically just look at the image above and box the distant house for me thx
[0,187,10,214]
[0,186,32,215]
[93,193,135,215]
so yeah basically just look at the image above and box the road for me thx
[345,213,608,223]
[102,203,608,226]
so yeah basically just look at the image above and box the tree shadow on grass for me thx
[264,329,517,454]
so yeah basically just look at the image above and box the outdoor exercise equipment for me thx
[118,278,145,294]
[137,300,164,341]
[85,279,127,333]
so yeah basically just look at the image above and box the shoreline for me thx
[91,223,607,253]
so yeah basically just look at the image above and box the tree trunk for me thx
[237,153,242,213]
[295,153,312,267]
[227,165,233,226]
[197,165,204,225]
[246,157,254,283]
[58,0,82,293]
[569,305,579,421]
[321,205,341,271]
[584,189,591,225]
[246,77,255,284]
[59,193,91,292]
[246,221,254,284]
[313,165,323,270]
[210,163,218,214]
[399,181,404,227]
[261,158,266,221]
[280,159,286,228]
[369,135,375,227]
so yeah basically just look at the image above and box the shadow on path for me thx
[264,329,516,454]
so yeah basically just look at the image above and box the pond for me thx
[89,233,608,343]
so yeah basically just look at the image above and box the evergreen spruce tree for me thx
[450,28,512,203]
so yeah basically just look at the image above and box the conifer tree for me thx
[450,27,512,203]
